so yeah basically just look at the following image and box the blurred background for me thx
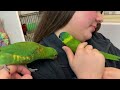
[1,11,120,49]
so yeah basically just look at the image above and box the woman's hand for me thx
[103,67,120,79]
[0,65,32,79]
[63,42,105,79]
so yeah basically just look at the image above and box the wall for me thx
[0,11,25,44]
[99,23,120,49]
[18,11,39,15]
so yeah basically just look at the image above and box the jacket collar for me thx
[41,33,69,66]
[87,32,111,52]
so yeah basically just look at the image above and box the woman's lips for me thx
[90,25,97,32]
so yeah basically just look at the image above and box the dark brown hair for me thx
[34,11,75,43]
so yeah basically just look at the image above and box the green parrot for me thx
[59,32,120,61]
[0,41,58,72]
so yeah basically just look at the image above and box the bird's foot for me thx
[0,65,10,73]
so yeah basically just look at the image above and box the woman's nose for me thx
[96,12,103,23]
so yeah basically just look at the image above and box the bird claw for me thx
[0,65,10,73]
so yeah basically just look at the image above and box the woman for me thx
[27,11,120,79]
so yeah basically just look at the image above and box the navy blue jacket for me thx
[27,32,120,79]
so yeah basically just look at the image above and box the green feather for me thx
[59,32,120,61]
[0,41,58,66]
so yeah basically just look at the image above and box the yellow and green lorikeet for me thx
[0,41,58,66]
[59,32,120,61]
[0,41,58,72]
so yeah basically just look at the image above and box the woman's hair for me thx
[34,11,103,43]
[34,11,75,43]
[95,23,101,32]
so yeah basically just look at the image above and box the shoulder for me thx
[88,32,111,51]
[92,33,120,68]
[92,32,110,42]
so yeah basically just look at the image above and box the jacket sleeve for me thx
[27,60,66,79]
[107,42,120,68]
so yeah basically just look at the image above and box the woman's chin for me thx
[85,34,92,41]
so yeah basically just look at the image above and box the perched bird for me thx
[0,41,58,72]
[22,24,27,35]
[0,19,10,47]
[59,32,120,61]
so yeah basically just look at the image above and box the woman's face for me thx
[66,11,103,42]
